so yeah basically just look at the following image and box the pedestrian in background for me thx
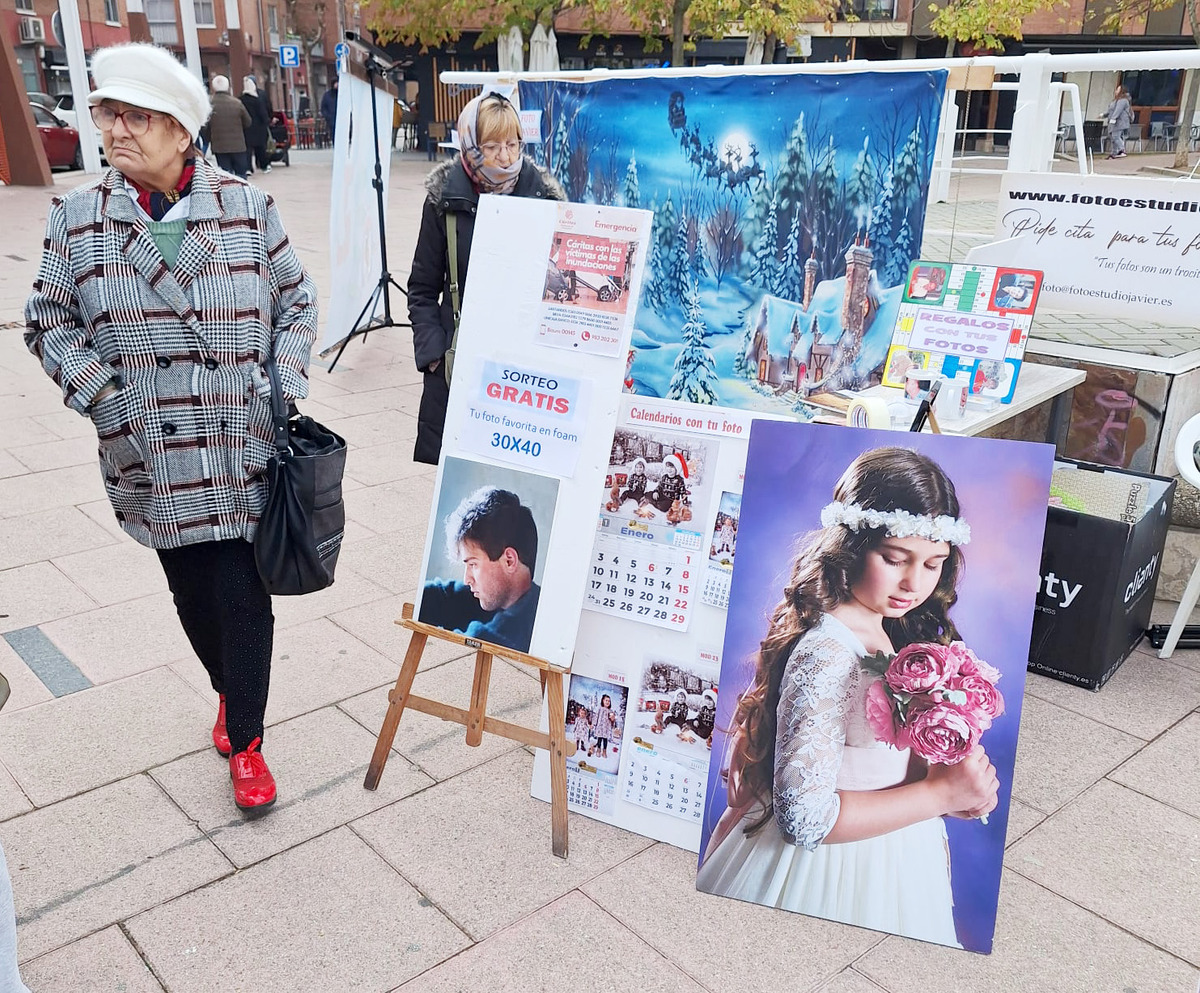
[1106,84,1132,159]
[406,91,564,464]
[320,77,338,146]
[205,74,251,176]
[241,75,272,173]
[24,42,318,815]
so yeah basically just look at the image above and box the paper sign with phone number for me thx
[459,360,590,478]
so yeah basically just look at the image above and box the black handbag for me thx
[254,357,348,595]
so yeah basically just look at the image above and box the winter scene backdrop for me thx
[519,71,948,414]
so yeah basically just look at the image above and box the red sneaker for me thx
[212,695,231,756]
[229,737,276,813]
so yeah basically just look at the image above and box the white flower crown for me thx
[819,500,972,546]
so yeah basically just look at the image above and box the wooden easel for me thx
[363,603,574,859]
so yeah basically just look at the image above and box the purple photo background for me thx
[699,422,1054,954]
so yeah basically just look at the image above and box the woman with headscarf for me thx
[241,75,272,174]
[406,91,565,464]
[24,42,318,816]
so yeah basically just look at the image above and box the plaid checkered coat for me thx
[24,160,318,550]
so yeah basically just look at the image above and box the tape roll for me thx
[847,397,891,429]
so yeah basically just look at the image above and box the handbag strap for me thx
[444,211,462,385]
[264,356,290,457]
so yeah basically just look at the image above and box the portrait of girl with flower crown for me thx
[697,424,1053,954]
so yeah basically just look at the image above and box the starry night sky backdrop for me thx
[519,71,947,412]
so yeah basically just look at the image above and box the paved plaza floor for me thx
[0,150,1197,992]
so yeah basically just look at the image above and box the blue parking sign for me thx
[279,44,300,68]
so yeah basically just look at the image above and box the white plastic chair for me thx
[1158,412,1200,658]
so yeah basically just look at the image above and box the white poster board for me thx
[413,196,652,668]
[970,172,1200,323]
[531,396,790,849]
[321,71,395,354]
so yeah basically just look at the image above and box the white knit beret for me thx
[87,43,212,140]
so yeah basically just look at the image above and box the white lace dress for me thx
[697,614,960,947]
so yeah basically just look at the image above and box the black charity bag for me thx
[254,357,348,595]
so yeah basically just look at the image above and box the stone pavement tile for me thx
[8,435,98,473]
[0,464,102,519]
[326,408,417,450]
[0,763,32,823]
[1109,713,1200,818]
[0,667,212,806]
[18,926,165,993]
[339,530,431,595]
[1136,603,1200,672]
[0,388,73,422]
[1003,799,1045,849]
[857,871,1197,993]
[51,541,167,607]
[1007,780,1200,966]
[329,594,473,669]
[125,827,468,993]
[338,653,542,782]
[318,385,416,418]
[0,562,97,635]
[152,706,432,868]
[5,775,231,961]
[1023,655,1200,740]
[0,506,116,572]
[0,417,61,451]
[328,360,423,394]
[345,441,433,488]
[814,971,888,993]
[345,476,437,536]
[0,450,29,480]
[353,749,654,940]
[398,891,707,993]
[40,591,192,684]
[268,563,392,629]
[76,499,135,542]
[1010,695,1142,813]
[582,842,882,993]
[0,638,54,712]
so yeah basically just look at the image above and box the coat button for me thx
[156,356,171,368]
[204,357,219,371]
[161,422,177,436]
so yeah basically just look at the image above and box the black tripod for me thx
[327,56,410,373]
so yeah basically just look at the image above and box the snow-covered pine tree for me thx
[667,277,719,404]
[892,120,924,233]
[872,163,897,282]
[749,194,781,292]
[779,212,804,303]
[846,136,876,217]
[623,153,640,210]
[552,111,572,190]
[890,214,914,286]
[735,298,768,376]
[668,211,692,301]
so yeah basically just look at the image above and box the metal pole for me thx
[57,0,102,173]
[179,0,202,81]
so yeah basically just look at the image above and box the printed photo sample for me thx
[628,656,719,758]
[601,427,714,534]
[697,423,1053,954]
[566,674,629,776]
[708,491,740,570]
[990,269,1042,314]
[905,263,949,304]
[418,456,560,655]
[544,230,639,315]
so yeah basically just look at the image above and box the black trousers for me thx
[249,143,270,171]
[157,539,274,754]
[215,151,250,178]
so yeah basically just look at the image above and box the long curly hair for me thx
[723,446,965,828]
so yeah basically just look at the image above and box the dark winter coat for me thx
[406,156,565,464]
[241,92,271,147]
[206,92,251,153]
[320,87,337,133]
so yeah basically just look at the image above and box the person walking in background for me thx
[24,42,318,815]
[1106,84,1133,159]
[241,75,272,173]
[320,77,338,145]
[407,91,564,464]
[205,74,251,176]
[391,97,402,151]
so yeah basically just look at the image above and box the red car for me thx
[30,102,82,170]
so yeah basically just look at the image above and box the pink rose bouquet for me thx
[861,641,1005,820]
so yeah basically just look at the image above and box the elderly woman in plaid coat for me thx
[24,43,317,815]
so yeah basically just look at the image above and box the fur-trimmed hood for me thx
[422,156,566,213]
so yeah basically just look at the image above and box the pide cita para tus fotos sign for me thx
[968,172,1200,322]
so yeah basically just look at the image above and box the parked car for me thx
[30,102,82,170]
[50,93,78,129]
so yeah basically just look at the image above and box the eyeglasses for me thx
[90,105,163,136]
[480,140,521,158]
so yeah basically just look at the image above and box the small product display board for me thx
[882,262,1043,403]
[697,422,1054,954]
[532,396,788,850]
[413,196,652,667]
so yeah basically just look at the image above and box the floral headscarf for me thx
[456,92,523,195]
